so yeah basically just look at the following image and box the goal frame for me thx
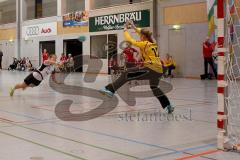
[217,0,227,150]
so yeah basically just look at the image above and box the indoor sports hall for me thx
[0,0,240,160]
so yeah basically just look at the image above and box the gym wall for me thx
[158,0,208,78]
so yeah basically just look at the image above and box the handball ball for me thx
[78,36,86,42]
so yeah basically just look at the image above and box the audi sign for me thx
[41,28,52,34]
[23,22,57,39]
[26,26,40,36]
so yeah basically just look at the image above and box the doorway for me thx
[63,39,83,72]
[39,40,55,65]
[168,29,186,77]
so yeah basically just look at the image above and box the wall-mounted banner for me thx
[63,11,89,27]
[89,9,150,32]
[22,22,57,39]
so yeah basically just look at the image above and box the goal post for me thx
[216,0,240,151]
[216,0,227,150]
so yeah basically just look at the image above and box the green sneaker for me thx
[164,104,175,114]
[99,88,114,98]
[9,87,15,97]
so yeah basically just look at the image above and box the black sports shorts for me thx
[24,73,41,87]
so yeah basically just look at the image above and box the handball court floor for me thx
[0,70,239,160]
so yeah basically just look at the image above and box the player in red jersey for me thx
[42,49,49,63]
[122,42,142,69]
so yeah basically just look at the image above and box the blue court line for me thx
[0,108,177,151]
[143,143,216,160]
[56,123,177,151]
[0,108,216,155]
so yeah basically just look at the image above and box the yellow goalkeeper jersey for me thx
[124,29,163,73]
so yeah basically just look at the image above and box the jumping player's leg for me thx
[14,82,29,90]
[106,70,128,93]
[149,78,174,113]
[101,67,174,113]
[9,82,29,96]
[100,67,149,97]
[9,73,41,96]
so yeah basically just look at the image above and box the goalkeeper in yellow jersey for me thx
[100,20,174,114]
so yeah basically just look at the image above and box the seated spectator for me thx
[16,58,21,70]
[19,57,26,71]
[67,54,74,72]
[8,57,18,70]
[25,57,34,71]
[164,54,176,78]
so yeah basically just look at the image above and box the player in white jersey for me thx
[9,54,60,96]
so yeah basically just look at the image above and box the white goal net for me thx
[223,0,240,151]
